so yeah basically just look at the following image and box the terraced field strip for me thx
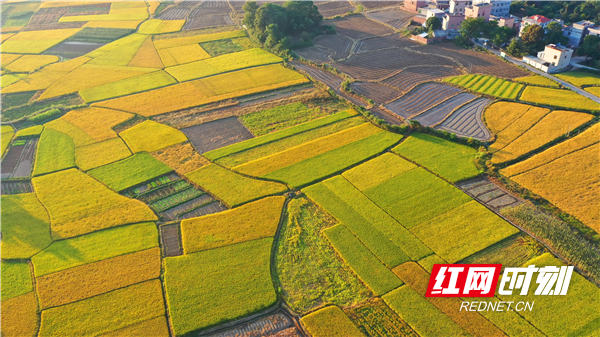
[160,223,182,257]
[1,180,33,195]
[366,8,414,30]
[313,34,353,60]
[382,66,462,93]
[290,61,343,89]
[457,177,521,210]
[384,83,463,118]
[295,46,332,64]
[161,195,226,221]
[184,0,233,30]
[351,82,402,104]
[414,92,477,127]
[355,34,416,54]
[436,98,492,141]
[445,74,522,99]
[317,1,354,18]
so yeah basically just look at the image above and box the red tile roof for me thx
[529,15,550,23]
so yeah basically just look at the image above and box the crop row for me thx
[383,66,461,93]
[436,97,492,141]
[150,187,205,213]
[444,74,522,99]
[385,83,463,119]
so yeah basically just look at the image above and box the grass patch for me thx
[1,91,35,110]
[1,124,14,156]
[186,164,287,207]
[1,93,83,123]
[393,133,479,183]
[151,143,209,175]
[1,193,52,260]
[119,120,188,153]
[32,169,157,239]
[94,64,309,116]
[344,298,418,337]
[88,152,172,191]
[33,128,76,176]
[181,196,285,254]
[554,71,600,88]
[324,224,403,296]
[410,200,519,263]
[514,75,559,88]
[301,306,364,337]
[342,153,416,191]
[79,70,177,103]
[305,176,432,263]
[383,286,469,337]
[364,168,472,228]
[520,86,599,111]
[15,125,43,138]
[164,238,277,336]
[239,102,329,136]
[265,131,402,188]
[445,74,522,99]
[206,110,358,161]
[36,248,161,309]
[497,253,600,336]
[31,222,158,277]
[39,280,164,337]
[68,27,136,43]
[165,48,282,82]
[75,137,132,171]
[200,39,244,57]
[1,261,32,301]
[275,197,370,314]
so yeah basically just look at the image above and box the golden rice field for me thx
[128,36,164,68]
[153,30,246,50]
[62,107,132,142]
[4,55,59,73]
[2,57,91,93]
[1,28,81,54]
[158,44,212,68]
[138,19,185,35]
[150,143,209,175]
[36,248,161,309]
[1,292,39,337]
[554,71,600,88]
[45,118,96,148]
[88,34,148,67]
[1,53,22,67]
[32,169,157,239]
[79,70,177,102]
[58,1,149,22]
[83,20,143,29]
[1,125,15,156]
[584,86,600,96]
[514,75,559,88]
[519,86,599,111]
[119,120,188,153]
[100,316,170,337]
[75,137,132,171]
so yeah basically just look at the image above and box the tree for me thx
[242,1,259,29]
[425,17,442,32]
[578,35,600,61]
[522,24,545,52]
[491,26,515,47]
[481,20,499,38]
[544,21,568,45]
[459,18,485,44]
[506,37,529,57]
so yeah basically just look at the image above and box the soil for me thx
[205,311,301,337]
[1,180,33,195]
[359,1,402,10]
[184,1,233,30]
[436,97,493,141]
[366,8,413,29]
[382,66,462,93]
[1,138,37,179]
[414,92,477,126]
[44,41,105,59]
[350,82,401,104]
[317,1,354,18]
[182,116,254,153]
[326,15,394,40]
[384,83,463,118]
[457,177,522,210]
[160,223,182,257]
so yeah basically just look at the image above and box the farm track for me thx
[436,97,492,141]
[1,180,33,195]
[414,93,477,126]
[160,223,183,257]
[385,83,463,118]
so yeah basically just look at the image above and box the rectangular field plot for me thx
[181,196,284,254]
[33,128,76,176]
[304,176,431,263]
[32,169,157,239]
[213,312,300,337]
[239,102,329,136]
[350,82,401,104]
[1,261,33,301]
[393,133,480,183]
[410,200,519,263]
[1,180,33,195]
[413,92,476,126]
[436,97,492,141]
[497,253,600,337]
[514,75,559,88]
[301,306,364,337]
[364,167,472,228]
[519,86,599,111]
[457,177,520,210]
[317,1,354,18]
[326,15,394,40]
[366,8,414,30]
[444,74,522,99]
[1,291,38,337]
[313,34,353,61]
[383,286,469,337]
[164,238,277,336]
[554,71,600,87]
[1,137,37,178]
[39,280,165,337]
[119,120,188,153]
[344,298,419,337]
[184,0,234,30]
[324,224,403,296]
[384,83,463,119]
[182,117,254,153]
[186,164,287,208]
[342,152,416,191]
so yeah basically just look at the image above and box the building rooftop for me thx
[525,15,550,24]
[428,8,446,14]
[546,44,573,53]
[523,55,550,66]
[573,20,595,27]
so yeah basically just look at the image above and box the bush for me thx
[29,108,61,123]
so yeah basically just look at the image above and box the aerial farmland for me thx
[1,0,599,336]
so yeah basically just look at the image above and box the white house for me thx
[523,44,573,73]
[519,15,564,36]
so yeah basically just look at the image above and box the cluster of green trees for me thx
[505,21,568,57]
[455,18,517,48]
[243,1,331,55]
[510,1,600,25]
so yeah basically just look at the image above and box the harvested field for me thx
[436,97,492,141]
[365,8,413,30]
[1,180,33,195]
[1,138,37,179]
[164,238,277,336]
[207,311,300,337]
[337,48,455,80]
[317,1,354,18]
[355,34,416,53]
[344,298,418,337]
[301,306,364,337]
[458,177,521,211]
[314,34,353,60]
[294,46,332,64]
[161,223,182,257]
[383,66,460,93]
[160,194,226,221]
[385,83,463,118]
[43,41,104,58]
[151,143,209,175]
[359,1,402,9]
[291,61,344,89]
[184,1,234,30]
[414,92,476,126]
[327,15,394,40]
[410,43,528,78]
[182,117,254,153]
[159,2,197,20]
[350,82,401,104]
